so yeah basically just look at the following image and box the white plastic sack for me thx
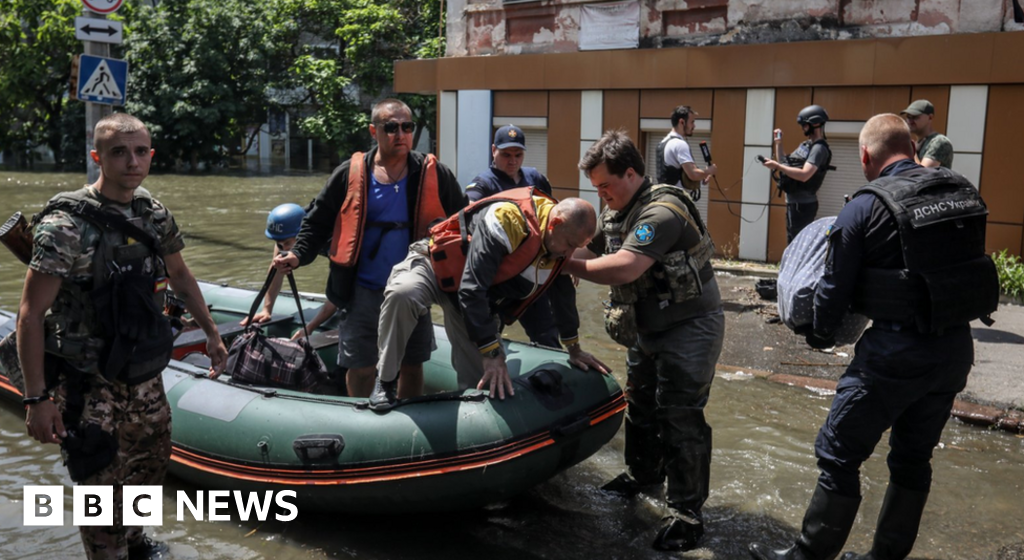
[777,216,869,345]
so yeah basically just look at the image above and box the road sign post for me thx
[79,1,125,183]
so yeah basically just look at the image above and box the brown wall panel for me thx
[773,40,876,87]
[981,85,1024,226]
[766,205,789,263]
[775,88,813,149]
[394,59,437,94]
[639,90,713,119]
[607,50,665,90]
[437,56,489,90]
[688,43,774,88]
[547,91,582,190]
[874,34,994,86]
[812,87,910,121]
[709,89,745,204]
[493,91,549,117]
[602,90,640,146]
[551,186,580,201]
[992,32,1024,84]
[545,51,611,90]
[484,54,546,90]
[986,224,1023,256]
[707,201,740,258]
[909,86,950,134]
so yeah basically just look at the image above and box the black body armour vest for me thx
[850,168,999,333]
[656,136,702,193]
[777,138,832,195]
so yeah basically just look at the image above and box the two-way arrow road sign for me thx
[75,17,123,45]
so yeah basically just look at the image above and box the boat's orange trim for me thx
[0,375,22,397]
[170,392,627,486]
[172,438,557,485]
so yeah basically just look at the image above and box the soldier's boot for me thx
[367,377,398,412]
[128,534,170,560]
[653,406,712,552]
[749,485,861,560]
[840,484,929,560]
[602,407,664,496]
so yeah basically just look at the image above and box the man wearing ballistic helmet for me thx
[748,114,998,560]
[760,104,833,243]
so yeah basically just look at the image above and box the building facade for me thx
[395,0,1024,260]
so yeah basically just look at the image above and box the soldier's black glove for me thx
[805,331,836,350]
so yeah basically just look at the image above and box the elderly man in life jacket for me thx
[273,99,466,399]
[368,189,610,411]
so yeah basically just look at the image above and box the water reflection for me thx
[0,172,1022,559]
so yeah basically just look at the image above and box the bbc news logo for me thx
[24,486,298,526]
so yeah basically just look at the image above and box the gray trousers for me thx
[377,243,487,389]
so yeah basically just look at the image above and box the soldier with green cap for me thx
[901,99,954,169]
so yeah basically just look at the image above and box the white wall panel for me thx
[456,90,492,187]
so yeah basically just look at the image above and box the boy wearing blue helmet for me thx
[244,203,337,338]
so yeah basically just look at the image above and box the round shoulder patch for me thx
[633,223,656,245]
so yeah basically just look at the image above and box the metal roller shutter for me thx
[815,138,864,218]
[644,131,711,226]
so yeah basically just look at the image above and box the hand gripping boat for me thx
[0,281,625,513]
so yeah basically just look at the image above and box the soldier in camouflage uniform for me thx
[569,131,725,553]
[17,113,227,560]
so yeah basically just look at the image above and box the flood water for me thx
[1,171,1022,559]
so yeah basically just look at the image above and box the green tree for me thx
[0,0,80,169]
[280,0,446,154]
[123,0,294,171]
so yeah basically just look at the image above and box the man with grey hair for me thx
[369,191,609,411]
[749,113,998,560]
[274,98,465,398]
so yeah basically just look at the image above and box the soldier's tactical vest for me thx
[35,187,172,384]
[850,167,999,333]
[604,184,716,306]
[656,136,703,193]
[777,138,832,195]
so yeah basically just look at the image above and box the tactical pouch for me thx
[61,423,119,483]
[604,301,638,347]
[91,274,173,384]
[919,256,1000,332]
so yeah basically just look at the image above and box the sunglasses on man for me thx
[377,121,416,134]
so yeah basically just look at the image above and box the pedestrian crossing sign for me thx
[77,54,128,105]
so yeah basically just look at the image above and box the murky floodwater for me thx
[1,171,1022,559]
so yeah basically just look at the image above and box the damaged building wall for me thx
[454,0,1023,57]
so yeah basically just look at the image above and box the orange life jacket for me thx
[328,151,445,267]
[429,187,565,322]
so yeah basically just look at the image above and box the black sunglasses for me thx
[378,121,416,134]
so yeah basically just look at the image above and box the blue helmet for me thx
[265,203,305,240]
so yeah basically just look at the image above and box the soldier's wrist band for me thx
[22,395,51,406]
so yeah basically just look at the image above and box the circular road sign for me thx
[81,0,124,15]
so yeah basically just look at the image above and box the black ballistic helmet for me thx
[797,105,829,127]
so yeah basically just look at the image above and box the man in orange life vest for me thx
[273,99,466,398]
[368,190,611,411]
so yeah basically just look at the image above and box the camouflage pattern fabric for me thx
[604,300,638,347]
[53,372,171,560]
[917,132,954,169]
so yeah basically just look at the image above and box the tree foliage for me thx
[1,0,446,170]
[0,0,81,169]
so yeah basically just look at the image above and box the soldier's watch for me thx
[22,395,51,406]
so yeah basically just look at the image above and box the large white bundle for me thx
[777,216,869,346]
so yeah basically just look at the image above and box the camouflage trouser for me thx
[53,372,172,560]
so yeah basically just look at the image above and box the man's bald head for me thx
[545,198,597,259]
[859,114,916,180]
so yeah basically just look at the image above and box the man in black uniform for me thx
[761,105,832,243]
[570,130,725,552]
[749,114,999,560]
[465,124,559,347]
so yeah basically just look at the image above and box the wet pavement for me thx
[713,265,1024,434]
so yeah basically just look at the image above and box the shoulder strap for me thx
[46,198,163,256]
[246,267,313,340]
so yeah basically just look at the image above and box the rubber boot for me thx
[621,405,665,488]
[128,534,170,560]
[653,509,704,552]
[749,485,862,560]
[840,484,929,560]
[367,377,398,411]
